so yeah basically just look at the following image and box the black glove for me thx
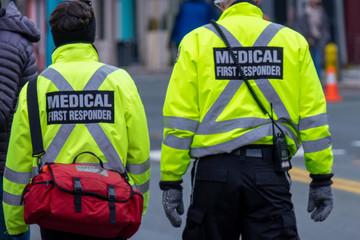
[159,180,184,228]
[307,173,334,222]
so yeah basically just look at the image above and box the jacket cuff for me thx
[7,226,28,236]
[159,180,183,191]
[310,173,334,187]
[11,233,25,238]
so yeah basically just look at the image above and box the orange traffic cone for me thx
[324,66,342,102]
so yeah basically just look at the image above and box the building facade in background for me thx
[1,0,359,72]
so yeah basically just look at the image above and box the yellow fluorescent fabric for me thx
[161,2,333,181]
[4,43,150,235]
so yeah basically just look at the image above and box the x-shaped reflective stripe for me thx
[39,65,125,173]
[199,23,298,148]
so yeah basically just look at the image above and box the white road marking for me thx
[150,150,162,161]
[351,141,360,147]
[293,146,346,158]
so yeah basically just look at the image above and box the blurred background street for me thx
[1,0,359,239]
[0,0,359,76]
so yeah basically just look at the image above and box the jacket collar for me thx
[52,43,99,64]
[219,1,263,20]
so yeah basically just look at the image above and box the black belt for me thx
[230,145,273,158]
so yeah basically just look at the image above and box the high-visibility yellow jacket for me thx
[3,43,150,235]
[161,2,333,181]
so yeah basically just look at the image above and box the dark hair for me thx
[78,0,92,6]
[49,1,94,33]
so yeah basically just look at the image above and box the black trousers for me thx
[40,228,127,240]
[183,146,300,240]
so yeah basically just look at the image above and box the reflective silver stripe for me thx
[191,124,273,157]
[83,65,125,173]
[3,191,23,206]
[299,113,329,131]
[164,116,199,132]
[39,65,127,173]
[190,122,299,157]
[197,118,296,135]
[205,23,242,48]
[3,167,31,185]
[86,124,125,173]
[40,68,73,91]
[41,67,76,167]
[202,23,243,123]
[126,158,151,175]
[194,23,295,152]
[83,65,118,90]
[132,180,150,194]
[252,23,291,124]
[253,23,284,46]
[41,124,76,167]
[202,80,243,124]
[197,117,271,135]
[163,134,193,150]
[256,80,291,122]
[302,136,332,153]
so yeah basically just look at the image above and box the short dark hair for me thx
[49,1,94,33]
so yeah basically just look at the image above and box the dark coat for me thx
[0,2,40,174]
[171,0,218,47]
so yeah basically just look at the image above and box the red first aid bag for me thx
[23,153,143,239]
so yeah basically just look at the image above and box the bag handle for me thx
[72,151,104,168]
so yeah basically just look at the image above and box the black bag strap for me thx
[27,79,45,157]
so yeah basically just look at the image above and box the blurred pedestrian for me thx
[160,0,334,239]
[3,1,150,240]
[0,1,40,239]
[170,0,218,48]
[296,0,330,81]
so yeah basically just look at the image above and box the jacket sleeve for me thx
[19,44,38,89]
[3,84,33,235]
[298,42,333,174]
[0,42,34,132]
[161,35,200,182]
[122,72,151,215]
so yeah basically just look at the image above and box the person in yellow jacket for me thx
[3,1,150,239]
[160,0,334,239]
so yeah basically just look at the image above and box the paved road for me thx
[30,72,360,239]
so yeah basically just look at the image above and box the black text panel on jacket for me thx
[46,90,114,124]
